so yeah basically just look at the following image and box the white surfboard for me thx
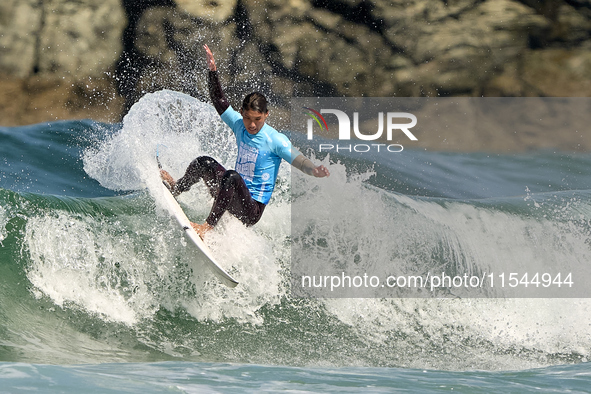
[159,180,239,288]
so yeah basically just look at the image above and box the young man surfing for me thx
[160,44,330,238]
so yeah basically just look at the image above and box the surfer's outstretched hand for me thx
[203,44,216,71]
[313,165,330,178]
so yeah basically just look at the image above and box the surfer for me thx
[160,44,330,238]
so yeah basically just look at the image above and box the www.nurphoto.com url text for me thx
[300,272,574,292]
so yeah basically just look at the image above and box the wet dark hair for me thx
[241,92,268,114]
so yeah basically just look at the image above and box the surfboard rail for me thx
[159,180,239,288]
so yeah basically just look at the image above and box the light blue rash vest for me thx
[221,106,301,204]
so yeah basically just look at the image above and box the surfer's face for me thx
[241,109,268,134]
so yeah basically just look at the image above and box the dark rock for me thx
[1,0,590,151]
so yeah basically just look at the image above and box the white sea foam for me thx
[25,211,155,325]
[295,170,591,368]
[0,205,6,245]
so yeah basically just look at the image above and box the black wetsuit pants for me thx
[175,156,265,227]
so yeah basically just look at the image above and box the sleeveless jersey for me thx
[221,106,301,204]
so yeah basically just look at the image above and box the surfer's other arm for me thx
[292,154,330,178]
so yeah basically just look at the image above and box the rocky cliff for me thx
[0,0,590,149]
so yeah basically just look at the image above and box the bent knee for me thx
[221,170,242,187]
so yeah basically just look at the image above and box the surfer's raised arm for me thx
[204,44,230,115]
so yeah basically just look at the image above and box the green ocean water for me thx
[1,91,591,392]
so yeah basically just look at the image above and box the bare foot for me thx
[191,222,213,239]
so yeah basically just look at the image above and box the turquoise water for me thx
[2,361,591,393]
[1,90,591,391]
